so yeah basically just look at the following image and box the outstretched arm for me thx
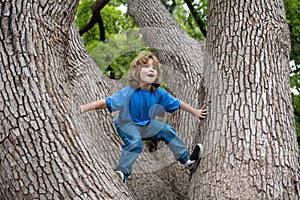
[180,101,207,123]
[79,99,107,113]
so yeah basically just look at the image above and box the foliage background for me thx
[75,0,300,146]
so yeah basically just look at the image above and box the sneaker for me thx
[115,171,127,184]
[185,160,195,169]
[186,143,204,170]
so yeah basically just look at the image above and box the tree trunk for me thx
[188,0,299,199]
[0,1,130,199]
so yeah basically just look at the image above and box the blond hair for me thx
[128,51,162,92]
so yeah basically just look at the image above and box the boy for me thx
[79,51,207,183]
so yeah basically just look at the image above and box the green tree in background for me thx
[75,0,300,146]
[89,29,150,79]
[75,0,209,78]
[76,0,136,51]
[76,0,138,78]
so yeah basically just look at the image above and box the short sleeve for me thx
[158,89,180,113]
[105,98,113,113]
[105,87,128,113]
[105,86,135,114]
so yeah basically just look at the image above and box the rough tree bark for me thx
[128,0,299,199]
[0,1,130,199]
[0,0,202,199]
[1,0,299,199]
[125,0,207,198]
[189,0,299,199]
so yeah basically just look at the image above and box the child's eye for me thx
[142,65,158,70]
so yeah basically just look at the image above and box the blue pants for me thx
[115,119,190,177]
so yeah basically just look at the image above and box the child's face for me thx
[139,58,158,86]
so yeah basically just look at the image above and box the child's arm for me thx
[79,99,107,113]
[180,101,207,122]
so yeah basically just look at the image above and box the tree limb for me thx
[184,0,207,38]
[79,0,110,41]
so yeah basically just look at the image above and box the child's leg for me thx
[142,119,190,164]
[115,123,143,179]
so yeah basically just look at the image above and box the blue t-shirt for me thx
[105,86,180,126]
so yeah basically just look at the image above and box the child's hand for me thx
[195,105,207,123]
[78,105,84,114]
[78,102,97,114]
[78,105,88,114]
